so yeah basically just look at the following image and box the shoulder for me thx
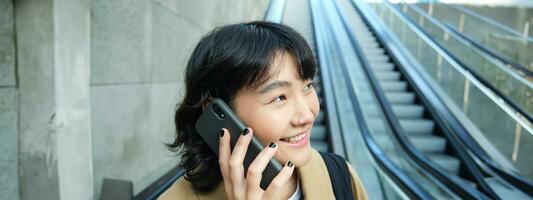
[345,161,369,200]
[158,176,198,200]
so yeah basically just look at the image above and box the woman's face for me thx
[233,52,319,167]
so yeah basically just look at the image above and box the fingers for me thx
[218,128,233,198]
[219,127,288,200]
[246,142,278,194]
[229,127,253,199]
[219,128,231,175]
[263,161,295,199]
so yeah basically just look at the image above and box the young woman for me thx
[161,21,367,200]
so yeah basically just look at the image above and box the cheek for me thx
[309,91,320,116]
[238,108,289,145]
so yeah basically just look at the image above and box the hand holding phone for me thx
[218,127,295,199]
[195,98,295,197]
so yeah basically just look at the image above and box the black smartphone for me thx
[195,98,283,190]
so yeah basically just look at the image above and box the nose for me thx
[290,95,315,127]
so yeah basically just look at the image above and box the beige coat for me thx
[159,149,368,199]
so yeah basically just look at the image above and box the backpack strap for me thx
[319,152,355,199]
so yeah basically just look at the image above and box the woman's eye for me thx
[270,95,287,103]
[304,82,315,91]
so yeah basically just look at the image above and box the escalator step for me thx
[376,71,400,81]
[380,81,407,92]
[366,55,389,63]
[355,27,372,34]
[366,103,422,118]
[363,48,385,55]
[399,119,435,135]
[358,36,377,42]
[385,92,415,104]
[357,33,375,39]
[361,45,381,52]
[359,38,377,45]
[427,154,461,174]
[392,105,424,118]
[408,135,446,153]
[361,43,380,49]
[368,60,391,67]
[374,133,446,154]
[359,40,378,48]
[371,62,395,71]
[363,50,386,58]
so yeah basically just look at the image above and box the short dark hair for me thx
[167,21,317,193]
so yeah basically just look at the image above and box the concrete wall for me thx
[90,0,270,198]
[15,0,93,199]
[3,0,270,199]
[0,1,17,199]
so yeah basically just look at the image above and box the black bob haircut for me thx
[167,21,317,193]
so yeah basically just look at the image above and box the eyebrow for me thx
[258,81,292,94]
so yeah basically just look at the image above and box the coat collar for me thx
[298,149,335,199]
[159,149,336,199]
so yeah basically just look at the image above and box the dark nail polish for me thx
[242,128,250,135]
[219,129,224,138]
[268,142,277,148]
[287,161,294,168]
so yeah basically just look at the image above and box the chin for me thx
[276,144,313,167]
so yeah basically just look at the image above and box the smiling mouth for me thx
[279,132,308,144]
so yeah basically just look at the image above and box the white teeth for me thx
[283,133,306,144]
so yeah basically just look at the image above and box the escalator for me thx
[369,1,533,198]
[322,0,493,199]
[288,0,459,198]
[335,0,533,199]
[347,0,472,189]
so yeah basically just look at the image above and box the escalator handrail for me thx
[400,3,533,124]
[344,0,498,199]
[407,4,532,85]
[442,22,533,78]
[443,3,533,42]
[406,3,533,78]
[310,1,433,199]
